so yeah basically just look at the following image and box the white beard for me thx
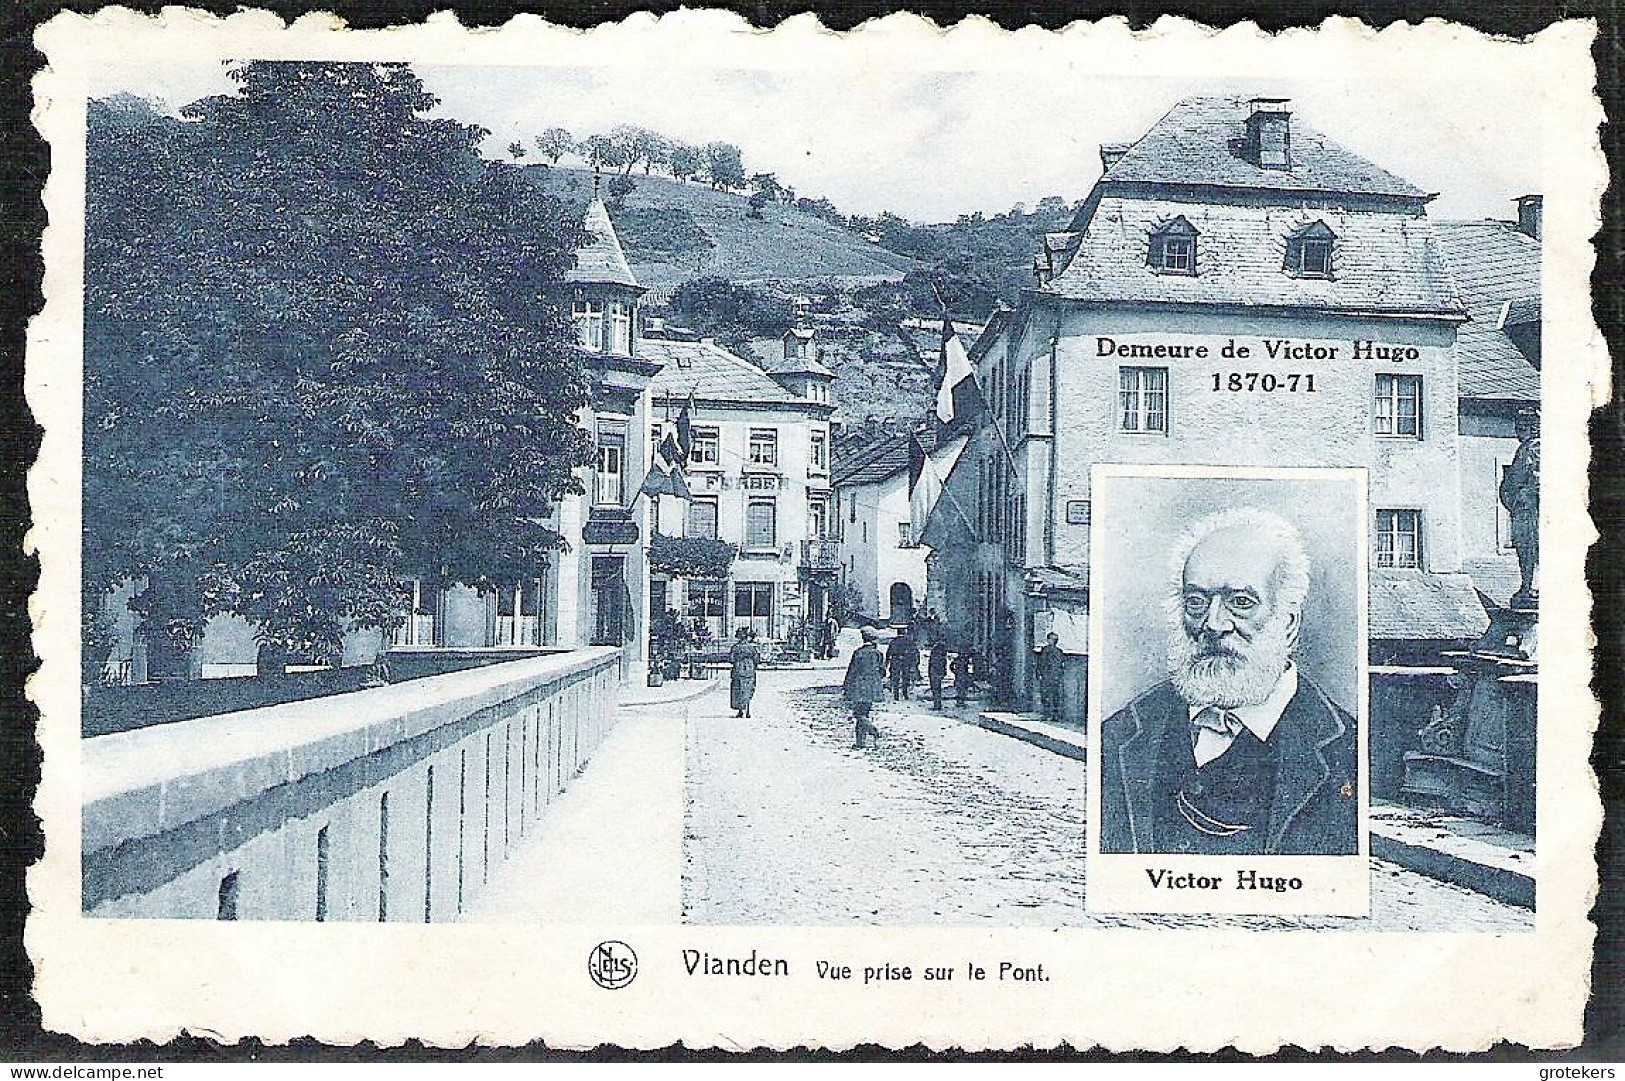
[1167,611,1295,709]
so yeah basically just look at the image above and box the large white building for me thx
[642,324,838,644]
[923,96,1526,717]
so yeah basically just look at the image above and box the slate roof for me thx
[765,351,836,379]
[640,338,804,405]
[565,198,640,289]
[1433,220,1541,401]
[1093,96,1429,200]
[831,433,911,487]
[1044,196,1463,315]
[1368,569,1489,640]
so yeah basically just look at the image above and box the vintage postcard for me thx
[27,8,1605,1051]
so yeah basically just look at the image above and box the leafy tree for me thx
[703,141,745,190]
[84,63,595,670]
[581,132,630,172]
[666,276,792,352]
[506,140,526,160]
[535,126,574,164]
[610,125,668,176]
[668,141,701,183]
[748,172,786,204]
[605,172,636,210]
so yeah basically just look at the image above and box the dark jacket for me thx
[886,637,919,677]
[843,642,885,705]
[927,643,948,681]
[1099,674,1358,856]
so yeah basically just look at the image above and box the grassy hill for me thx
[523,166,923,292]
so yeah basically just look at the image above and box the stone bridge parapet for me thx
[82,647,624,921]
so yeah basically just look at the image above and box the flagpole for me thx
[931,283,1021,484]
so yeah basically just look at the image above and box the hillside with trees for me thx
[511,126,1082,425]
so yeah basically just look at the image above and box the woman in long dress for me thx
[729,627,761,718]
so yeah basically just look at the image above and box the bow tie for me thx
[1192,706,1243,737]
[1191,706,1243,767]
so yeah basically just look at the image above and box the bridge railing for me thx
[82,646,624,922]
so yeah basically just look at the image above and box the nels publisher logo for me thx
[588,940,638,990]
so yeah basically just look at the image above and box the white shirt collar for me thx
[1186,663,1299,743]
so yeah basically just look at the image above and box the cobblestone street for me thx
[683,662,1535,931]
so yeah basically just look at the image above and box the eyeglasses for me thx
[1181,589,1263,620]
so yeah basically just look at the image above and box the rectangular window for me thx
[686,581,726,618]
[609,301,632,354]
[808,497,828,539]
[747,428,778,467]
[1375,374,1423,438]
[1375,509,1423,569]
[810,431,828,473]
[1160,236,1193,274]
[1119,367,1169,433]
[572,298,604,352]
[745,498,777,550]
[1300,239,1332,278]
[690,427,720,466]
[594,425,626,505]
[686,497,719,539]
[898,522,915,548]
[733,582,774,638]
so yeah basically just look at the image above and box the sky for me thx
[89,45,1546,225]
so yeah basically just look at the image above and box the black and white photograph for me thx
[1092,472,1363,861]
[1085,468,1369,916]
[24,10,1600,1051]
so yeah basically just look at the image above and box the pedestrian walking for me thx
[1035,631,1064,721]
[951,648,974,706]
[729,627,760,719]
[822,613,841,660]
[927,640,948,710]
[886,629,919,700]
[844,627,885,748]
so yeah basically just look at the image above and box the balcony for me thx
[800,537,841,573]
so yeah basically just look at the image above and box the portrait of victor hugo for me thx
[1094,471,1364,858]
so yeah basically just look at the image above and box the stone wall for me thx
[82,648,623,921]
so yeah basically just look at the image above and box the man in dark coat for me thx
[926,640,949,710]
[844,627,886,748]
[950,648,974,706]
[1035,631,1064,721]
[1099,509,1358,857]
[886,630,919,700]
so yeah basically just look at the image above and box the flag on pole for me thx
[675,393,695,466]
[935,315,978,425]
[907,433,942,540]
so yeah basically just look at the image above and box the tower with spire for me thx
[566,182,646,357]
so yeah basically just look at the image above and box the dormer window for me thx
[1285,221,1337,279]
[1149,217,1198,276]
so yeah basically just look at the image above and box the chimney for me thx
[1245,98,1292,171]
[1515,194,1543,240]
[1099,143,1130,171]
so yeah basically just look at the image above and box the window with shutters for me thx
[745,499,777,550]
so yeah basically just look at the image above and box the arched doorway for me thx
[888,582,914,624]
